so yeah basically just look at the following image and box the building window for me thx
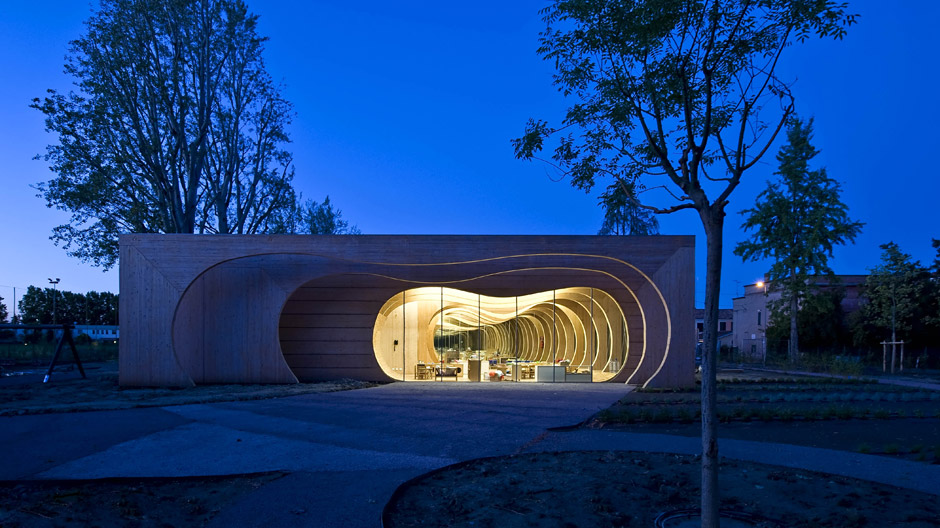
[757,310,762,326]
[719,322,726,332]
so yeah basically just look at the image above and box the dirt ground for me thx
[0,361,377,416]
[382,451,939,528]
[0,473,286,528]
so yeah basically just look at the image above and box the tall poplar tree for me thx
[513,2,856,525]
[735,117,863,363]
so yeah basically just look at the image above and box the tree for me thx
[269,194,361,235]
[0,295,8,323]
[32,0,297,268]
[512,1,855,524]
[299,196,361,235]
[84,291,119,325]
[767,285,848,354]
[860,243,931,351]
[18,286,55,325]
[929,239,940,329]
[16,287,118,325]
[597,181,660,235]
[735,117,862,363]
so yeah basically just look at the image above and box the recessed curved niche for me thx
[373,287,629,382]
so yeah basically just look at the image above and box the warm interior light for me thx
[372,287,630,383]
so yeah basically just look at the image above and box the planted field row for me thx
[599,403,940,424]
[717,384,922,394]
[857,442,940,462]
[624,390,940,406]
[717,377,877,386]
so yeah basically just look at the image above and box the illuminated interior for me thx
[372,287,628,382]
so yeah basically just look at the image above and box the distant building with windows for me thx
[5,324,120,342]
[694,308,734,349]
[74,325,120,341]
[732,275,866,361]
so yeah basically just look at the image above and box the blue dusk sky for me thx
[1,1,937,309]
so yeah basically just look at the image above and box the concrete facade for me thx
[119,235,696,388]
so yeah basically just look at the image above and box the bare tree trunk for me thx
[789,268,799,364]
[701,209,723,528]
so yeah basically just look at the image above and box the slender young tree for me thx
[862,243,928,344]
[735,117,862,363]
[513,1,855,524]
[597,182,660,235]
[32,0,297,268]
[930,239,940,330]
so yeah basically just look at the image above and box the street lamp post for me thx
[756,280,767,367]
[48,278,60,325]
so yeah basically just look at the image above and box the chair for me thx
[415,363,433,380]
[435,366,461,380]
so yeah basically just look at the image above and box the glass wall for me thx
[372,287,628,382]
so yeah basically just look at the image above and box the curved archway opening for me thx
[373,287,631,382]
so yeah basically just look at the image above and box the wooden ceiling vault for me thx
[119,235,694,388]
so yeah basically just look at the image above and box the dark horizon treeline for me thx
[3,286,118,326]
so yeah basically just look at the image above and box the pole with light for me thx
[48,278,60,325]
[756,280,766,367]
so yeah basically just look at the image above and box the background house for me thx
[694,308,734,351]
[732,275,867,361]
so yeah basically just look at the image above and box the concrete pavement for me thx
[1,382,632,527]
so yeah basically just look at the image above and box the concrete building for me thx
[119,235,697,388]
[694,308,734,350]
[74,325,120,341]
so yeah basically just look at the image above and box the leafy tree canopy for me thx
[514,0,856,217]
[736,117,862,295]
[859,242,932,344]
[270,195,361,235]
[734,116,862,360]
[0,296,8,324]
[512,2,855,524]
[597,181,660,235]
[767,286,849,353]
[17,286,118,326]
[32,0,301,268]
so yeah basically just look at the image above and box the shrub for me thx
[675,408,693,423]
[836,407,854,420]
